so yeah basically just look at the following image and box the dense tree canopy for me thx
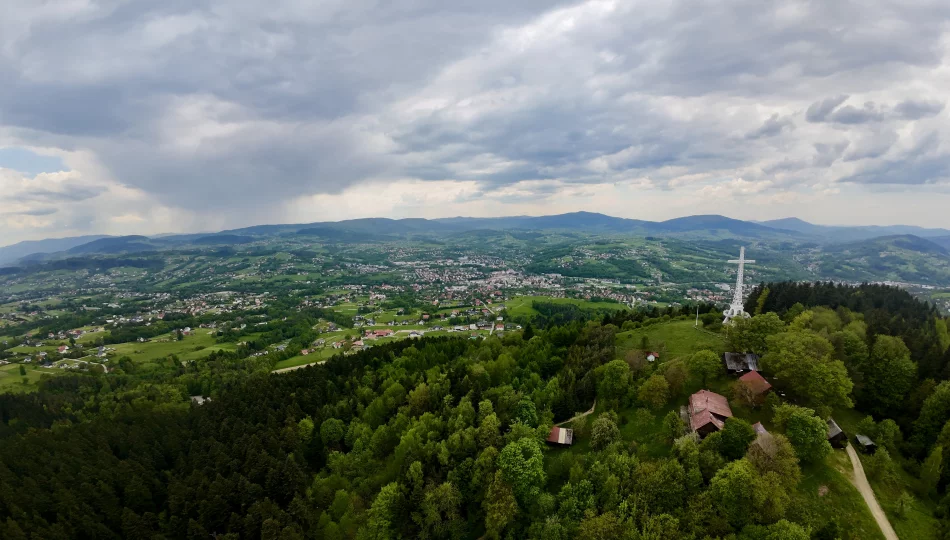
[1,281,949,538]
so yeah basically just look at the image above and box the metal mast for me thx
[723,246,755,324]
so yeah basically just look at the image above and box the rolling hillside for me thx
[811,235,950,284]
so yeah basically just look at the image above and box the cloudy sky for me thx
[2,0,950,244]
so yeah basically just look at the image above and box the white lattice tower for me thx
[723,246,755,324]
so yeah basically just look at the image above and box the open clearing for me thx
[616,319,726,359]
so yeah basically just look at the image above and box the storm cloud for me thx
[2,0,950,242]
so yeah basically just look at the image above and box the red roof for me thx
[546,426,574,445]
[739,370,772,395]
[689,390,733,431]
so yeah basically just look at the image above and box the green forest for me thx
[2,283,950,539]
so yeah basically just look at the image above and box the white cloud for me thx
[2,0,950,244]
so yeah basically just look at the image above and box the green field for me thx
[110,331,240,363]
[504,295,629,319]
[616,319,726,359]
[0,363,56,393]
[275,348,337,370]
[796,451,886,539]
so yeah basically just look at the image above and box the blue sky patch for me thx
[0,147,67,176]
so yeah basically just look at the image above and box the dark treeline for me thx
[747,282,949,379]
[524,300,720,330]
[0,328,613,539]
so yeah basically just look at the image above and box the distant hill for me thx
[9,213,950,265]
[0,235,111,266]
[67,236,157,255]
[295,227,389,242]
[758,217,950,242]
[657,215,797,238]
[930,236,950,250]
[814,235,950,284]
[192,234,256,245]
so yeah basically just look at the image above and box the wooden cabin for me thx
[827,418,847,449]
[855,434,877,454]
[723,352,761,374]
[546,426,574,446]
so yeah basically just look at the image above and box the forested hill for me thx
[3,285,950,538]
[746,281,949,379]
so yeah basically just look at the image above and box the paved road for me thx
[273,360,325,373]
[845,444,899,540]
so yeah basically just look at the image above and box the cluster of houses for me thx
[685,351,878,453]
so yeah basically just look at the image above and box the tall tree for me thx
[860,335,917,415]
[687,350,722,386]
[773,404,832,463]
[762,330,853,416]
[483,471,518,539]
[719,418,756,461]
[591,413,620,451]
[638,375,670,410]
[498,438,546,506]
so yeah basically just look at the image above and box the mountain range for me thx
[2,212,950,266]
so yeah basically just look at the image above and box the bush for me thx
[591,413,620,450]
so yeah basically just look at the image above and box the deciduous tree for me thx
[772,404,831,463]
[638,375,669,410]
[762,331,853,415]
[687,350,722,386]
[498,438,546,506]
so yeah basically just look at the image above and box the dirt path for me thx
[555,400,596,427]
[845,444,899,540]
[272,360,325,373]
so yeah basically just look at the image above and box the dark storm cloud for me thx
[746,114,794,139]
[3,0,950,221]
[13,207,58,216]
[894,99,946,120]
[805,96,945,125]
[805,96,851,122]
[11,186,106,203]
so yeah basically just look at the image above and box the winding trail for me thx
[555,400,596,427]
[845,444,899,540]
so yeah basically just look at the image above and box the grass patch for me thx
[616,320,726,360]
[791,450,886,540]
[275,348,337,370]
[0,363,57,393]
[859,452,939,540]
[504,295,628,319]
[110,331,234,363]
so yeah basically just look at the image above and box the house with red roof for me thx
[546,426,574,446]
[688,389,733,438]
[738,371,772,402]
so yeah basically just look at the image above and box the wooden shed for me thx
[827,418,847,449]
[546,426,574,446]
[723,352,761,374]
[855,434,877,454]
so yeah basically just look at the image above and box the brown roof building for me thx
[738,371,773,398]
[688,390,733,438]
